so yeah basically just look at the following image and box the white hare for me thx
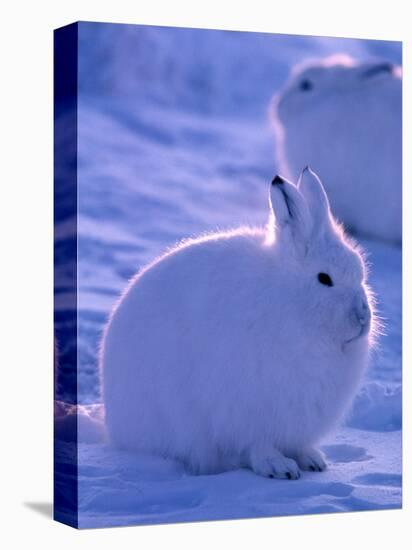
[272,55,402,244]
[101,167,375,479]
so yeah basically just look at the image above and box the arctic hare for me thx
[102,167,375,479]
[272,56,402,244]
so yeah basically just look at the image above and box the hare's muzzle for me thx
[349,295,372,342]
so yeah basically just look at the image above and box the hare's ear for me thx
[297,166,331,230]
[270,175,311,247]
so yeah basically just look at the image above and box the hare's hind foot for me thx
[292,448,327,472]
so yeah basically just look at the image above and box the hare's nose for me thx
[355,298,371,328]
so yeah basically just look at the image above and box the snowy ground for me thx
[54,24,402,528]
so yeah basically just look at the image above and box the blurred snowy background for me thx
[54,23,401,527]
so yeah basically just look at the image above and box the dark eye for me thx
[318,272,333,287]
[299,79,313,91]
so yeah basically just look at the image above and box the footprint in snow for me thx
[353,473,401,487]
[322,444,373,463]
[82,487,205,516]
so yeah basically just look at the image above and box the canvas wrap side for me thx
[54,22,79,529]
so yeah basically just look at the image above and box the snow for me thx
[54,23,402,528]
[57,425,401,528]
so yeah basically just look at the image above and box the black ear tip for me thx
[303,165,311,173]
[272,175,284,186]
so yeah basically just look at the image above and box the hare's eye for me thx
[318,272,333,287]
[299,79,313,91]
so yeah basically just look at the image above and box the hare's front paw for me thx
[294,448,327,472]
[250,448,300,480]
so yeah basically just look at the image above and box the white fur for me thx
[101,168,376,479]
[272,55,402,244]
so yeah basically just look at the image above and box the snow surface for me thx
[54,23,402,528]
